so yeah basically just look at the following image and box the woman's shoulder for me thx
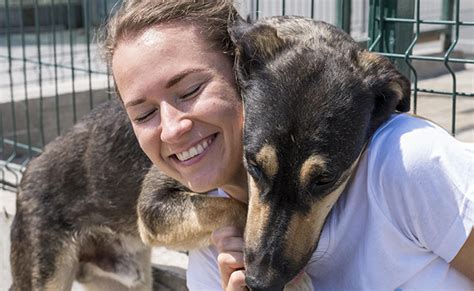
[367,113,470,171]
[371,113,452,149]
[362,114,473,261]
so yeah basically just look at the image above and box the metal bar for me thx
[416,88,473,98]
[376,52,474,64]
[4,0,18,161]
[1,138,43,154]
[368,0,384,52]
[84,0,93,109]
[4,0,21,190]
[442,0,454,50]
[67,0,77,123]
[383,0,415,80]
[19,0,33,159]
[256,0,260,20]
[282,0,285,16]
[103,0,112,98]
[34,0,45,148]
[311,0,314,19]
[383,18,474,26]
[404,0,420,113]
[336,0,352,33]
[443,0,460,136]
[50,0,61,135]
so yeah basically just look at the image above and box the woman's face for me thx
[113,23,246,195]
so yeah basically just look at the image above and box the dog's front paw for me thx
[137,215,158,246]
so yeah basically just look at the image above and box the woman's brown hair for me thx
[101,0,239,67]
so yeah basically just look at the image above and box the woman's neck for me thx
[221,166,248,204]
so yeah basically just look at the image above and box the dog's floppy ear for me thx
[229,16,288,79]
[358,51,411,113]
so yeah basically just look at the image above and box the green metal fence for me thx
[368,0,474,136]
[1,0,117,190]
[1,0,473,191]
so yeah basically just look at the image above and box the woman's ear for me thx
[358,51,411,113]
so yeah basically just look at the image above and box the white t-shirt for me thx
[186,114,474,290]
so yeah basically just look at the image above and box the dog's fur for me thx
[10,16,410,291]
[10,101,155,290]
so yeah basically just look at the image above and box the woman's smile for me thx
[172,133,218,166]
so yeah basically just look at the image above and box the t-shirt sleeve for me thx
[368,115,474,263]
[187,246,223,290]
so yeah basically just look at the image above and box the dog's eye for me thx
[246,159,265,181]
[313,172,337,187]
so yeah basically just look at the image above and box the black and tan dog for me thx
[231,16,410,290]
[10,16,410,291]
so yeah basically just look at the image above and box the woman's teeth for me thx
[176,137,212,161]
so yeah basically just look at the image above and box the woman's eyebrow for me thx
[165,68,208,89]
[125,97,146,109]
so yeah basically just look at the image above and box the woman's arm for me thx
[450,228,474,281]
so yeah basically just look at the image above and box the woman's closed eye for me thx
[180,83,203,100]
[134,108,157,123]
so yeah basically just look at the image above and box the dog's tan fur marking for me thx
[284,150,366,262]
[358,51,382,72]
[358,51,406,103]
[388,82,404,101]
[299,155,327,188]
[249,26,286,60]
[138,193,247,250]
[245,175,270,253]
[283,178,348,263]
[256,144,279,178]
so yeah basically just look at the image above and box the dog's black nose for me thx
[245,275,286,291]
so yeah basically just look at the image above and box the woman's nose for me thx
[160,102,193,144]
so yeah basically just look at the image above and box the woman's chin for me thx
[181,179,216,193]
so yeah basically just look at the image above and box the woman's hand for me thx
[211,226,247,290]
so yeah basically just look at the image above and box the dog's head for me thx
[230,16,410,290]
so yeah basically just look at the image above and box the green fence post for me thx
[442,0,454,51]
[368,0,415,80]
[368,0,382,52]
[336,0,351,33]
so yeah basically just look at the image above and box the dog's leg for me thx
[33,236,79,291]
[137,166,247,249]
[77,235,152,291]
[10,211,34,291]
[11,203,79,291]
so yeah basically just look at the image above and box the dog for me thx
[137,16,410,290]
[232,16,410,290]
